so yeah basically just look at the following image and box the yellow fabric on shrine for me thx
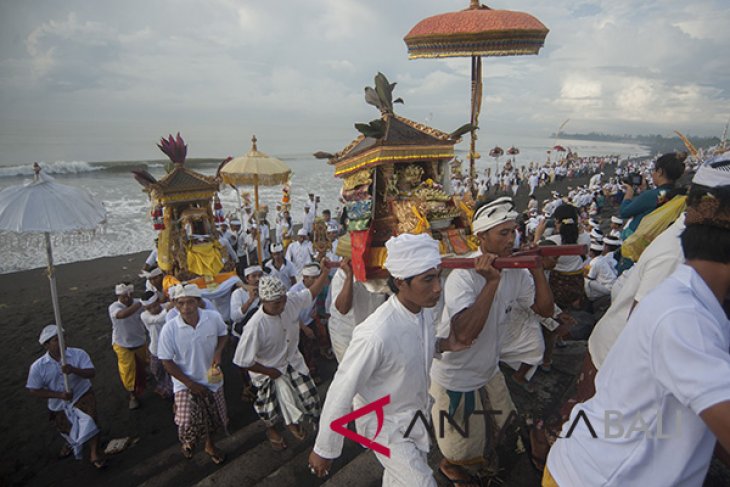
[186,241,224,276]
[157,226,173,272]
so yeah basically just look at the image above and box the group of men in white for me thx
[25,152,730,486]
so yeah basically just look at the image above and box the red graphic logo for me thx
[330,395,391,457]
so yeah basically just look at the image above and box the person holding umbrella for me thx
[27,325,106,468]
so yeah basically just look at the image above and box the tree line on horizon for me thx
[550,132,722,154]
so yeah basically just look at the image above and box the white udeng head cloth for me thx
[39,324,60,345]
[471,197,519,235]
[692,152,730,188]
[244,265,263,277]
[115,283,134,295]
[170,284,202,300]
[384,233,441,280]
[270,243,284,253]
[301,262,321,277]
[259,275,286,301]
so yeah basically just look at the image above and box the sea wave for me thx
[0,160,104,178]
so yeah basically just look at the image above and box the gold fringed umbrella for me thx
[404,0,549,196]
[219,136,291,263]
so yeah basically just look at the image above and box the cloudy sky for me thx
[0,0,728,163]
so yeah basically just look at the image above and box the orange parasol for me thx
[404,1,548,195]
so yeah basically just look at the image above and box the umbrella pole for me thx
[469,55,482,199]
[235,185,249,268]
[254,175,262,264]
[45,232,70,394]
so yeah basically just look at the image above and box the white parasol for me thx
[0,164,107,392]
[219,136,291,263]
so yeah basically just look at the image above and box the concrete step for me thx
[320,450,382,487]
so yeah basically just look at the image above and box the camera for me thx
[622,172,642,186]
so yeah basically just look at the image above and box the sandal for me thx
[266,431,287,451]
[91,458,108,470]
[288,424,307,441]
[205,448,226,465]
[181,444,194,460]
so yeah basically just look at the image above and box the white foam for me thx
[0,160,101,178]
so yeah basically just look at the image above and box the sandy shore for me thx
[0,167,612,486]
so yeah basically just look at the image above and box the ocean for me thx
[0,136,649,274]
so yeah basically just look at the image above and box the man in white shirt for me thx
[158,284,229,465]
[584,236,620,301]
[308,233,473,485]
[327,257,388,362]
[286,229,314,275]
[108,283,148,410]
[545,173,730,486]
[233,265,330,451]
[140,291,173,399]
[430,197,554,484]
[27,325,105,468]
[289,263,329,381]
[230,265,263,338]
[265,243,297,291]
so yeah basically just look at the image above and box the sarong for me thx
[51,389,97,434]
[253,365,320,427]
[150,354,173,399]
[549,270,585,309]
[174,387,228,446]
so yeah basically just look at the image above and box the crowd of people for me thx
[25,150,730,487]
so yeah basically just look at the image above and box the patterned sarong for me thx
[253,365,321,427]
[150,354,173,399]
[174,387,228,446]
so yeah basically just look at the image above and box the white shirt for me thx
[27,348,93,411]
[145,248,158,267]
[430,254,535,392]
[230,287,260,323]
[232,288,313,386]
[313,296,438,459]
[547,232,591,273]
[327,268,388,358]
[290,282,316,325]
[586,253,618,290]
[108,300,147,348]
[285,240,313,273]
[264,259,297,291]
[141,308,168,356]
[588,215,684,369]
[218,235,238,263]
[548,265,730,487]
[157,309,228,393]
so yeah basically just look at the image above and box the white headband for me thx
[604,236,622,246]
[139,267,163,279]
[141,293,159,306]
[611,216,624,225]
[384,233,441,280]
[270,243,284,253]
[301,263,321,277]
[692,153,730,188]
[115,283,134,295]
[259,275,286,301]
[297,228,308,236]
[170,283,202,300]
[589,242,604,252]
[39,324,60,345]
[472,197,519,235]
[244,265,263,277]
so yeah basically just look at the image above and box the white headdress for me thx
[384,233,441,280]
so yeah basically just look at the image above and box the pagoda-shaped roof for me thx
[330,114,458,177]
[147,165,219,204]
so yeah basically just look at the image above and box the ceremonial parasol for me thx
[404,0,548,195]
[219,136,291,263]
[489,145,504,172]
[0,164,107,392]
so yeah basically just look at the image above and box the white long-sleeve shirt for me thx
[229,287,260,323]
[313,296,439,459]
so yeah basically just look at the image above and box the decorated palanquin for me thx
[133,133,227,279]
[316,73,478,282]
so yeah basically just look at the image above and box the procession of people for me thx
[24,149,730,487]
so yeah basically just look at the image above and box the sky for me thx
[0,0,728,164]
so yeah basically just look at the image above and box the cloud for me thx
[0,0,728,164]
